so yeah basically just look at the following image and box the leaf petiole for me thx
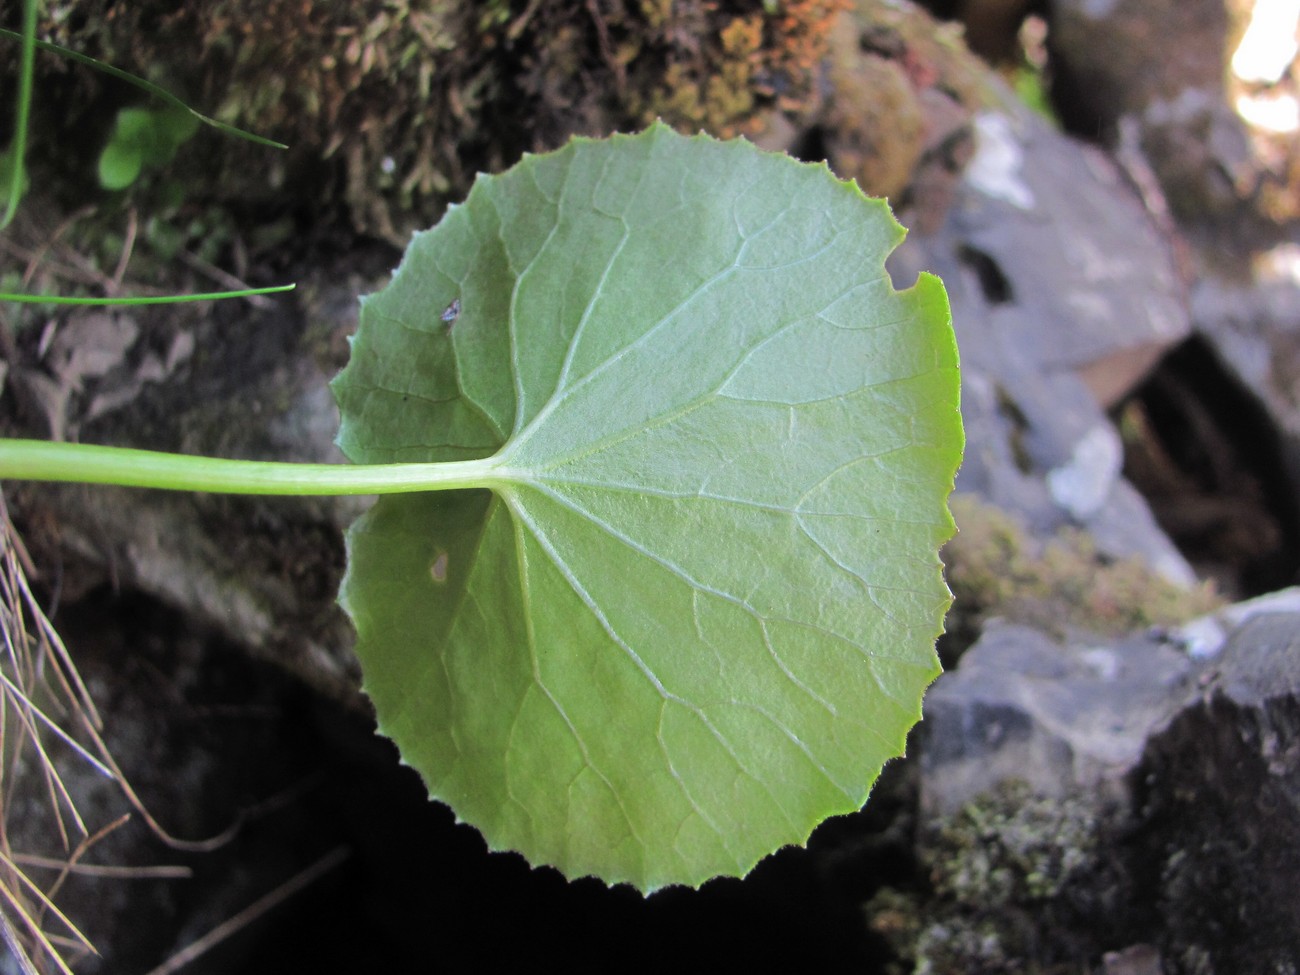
[0,440,499,496]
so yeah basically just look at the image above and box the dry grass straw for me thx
[0,496,195,973]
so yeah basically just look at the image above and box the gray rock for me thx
[1034,1,1300,572]
[920,621,1193,816]
[5,264,386,706]
[1047,0,1230,119]
[891,90,1194,579]
[1169,586,1300,659]
[917,593,1300,970]
[1045,0,1260,222]
[897,98,1188,407]
[954,110,1187,402]
[1131,608,1300,972]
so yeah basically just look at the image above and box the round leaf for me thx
[333,124,962,891]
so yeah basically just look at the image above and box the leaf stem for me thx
[0,440,499,496]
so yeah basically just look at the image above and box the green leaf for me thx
[98,106,201,189]
[97,134,144,190]
[332,123,962,891]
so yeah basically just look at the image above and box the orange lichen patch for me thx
[721,13,764,57]
[628,0,851,137]
[769,0,854,78]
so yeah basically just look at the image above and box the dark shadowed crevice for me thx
[788,124,829,166]
[1118,335,1300,596]
[957,244,1014,304]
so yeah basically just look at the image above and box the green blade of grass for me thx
[0,0,37,230]
[0,28,288,150]
[0,284,295,305]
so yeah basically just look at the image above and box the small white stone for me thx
[1047,424,1123,520]
[966,113,1036,210]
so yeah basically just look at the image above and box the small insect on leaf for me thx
[440,298,460,325]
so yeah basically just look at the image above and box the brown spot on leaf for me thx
[430,551,449,583]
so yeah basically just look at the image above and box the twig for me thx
[0,239,106,290]
[16,204,99,289]
[110,207,138,291]
[0,670,113,778]
[0,903,44,975]
[144,846,351,975]
[69,709,245,853]
[0,851,93,974]
[12,854,191,880]
[0,669,91,845]
[41,814,131,908]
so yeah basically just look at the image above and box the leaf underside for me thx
[332,123,962,892]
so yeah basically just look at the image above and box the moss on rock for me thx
[9,1,852,241]
[944,494,1223,651]
[867,781,1133,974]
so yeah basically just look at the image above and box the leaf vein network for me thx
[553,225,631,398]
[504,491,766,815]
[738,700,855,801]
[508,511,644,854]
[524,481,761,615]
[526,476,795,513]
[510,385,717,473]
[734,218,844,272]
[520,481,851,721]
[703,275,891,398]
[453,369,510,444]
[504,205,563,438]
[510,493,739,851]
[352,380,460,409]
[505,257,744,458]
[790,517,908,642]
[379,497,502,768]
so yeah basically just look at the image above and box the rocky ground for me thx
[2,0,1299,972]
